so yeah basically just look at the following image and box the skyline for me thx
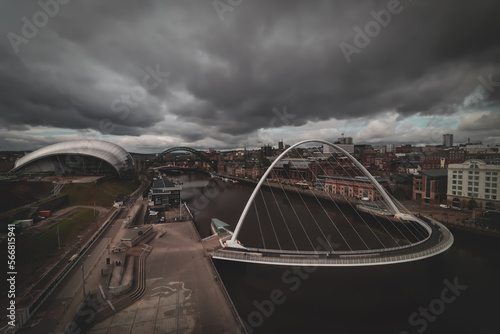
[1,0,500,153]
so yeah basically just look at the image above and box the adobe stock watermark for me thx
[190,178,230,211]
[241,235,340,333]
[7,0,72,54]
[213,0,245,22]
[339,0,404,64]
[399,276,467,334]
[257,106,296,146]
[99,64,170,135]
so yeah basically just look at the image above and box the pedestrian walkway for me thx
[86,220,244,334]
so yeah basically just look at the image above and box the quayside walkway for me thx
[87,219,244,334]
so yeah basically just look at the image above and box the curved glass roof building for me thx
[11,140,134,178]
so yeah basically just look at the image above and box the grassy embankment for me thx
[0,208,96,300]
[60,178,141,207]
[0,181,53,213]
[16,208,96,280]
[0,178,140,298]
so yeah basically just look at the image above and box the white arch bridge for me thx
[211,139,453,266]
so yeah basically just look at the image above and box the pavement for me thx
[86,219,242,334]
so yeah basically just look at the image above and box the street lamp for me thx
[81,262,86,297]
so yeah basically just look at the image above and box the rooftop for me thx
[420,169,448,177]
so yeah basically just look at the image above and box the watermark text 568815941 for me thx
[6,224,17,327]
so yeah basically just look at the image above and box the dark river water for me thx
[173,171,500,334]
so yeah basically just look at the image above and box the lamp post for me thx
[81,262,86,297]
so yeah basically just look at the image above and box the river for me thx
[172,171,499,334]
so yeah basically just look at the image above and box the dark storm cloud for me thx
[1,0,500,145]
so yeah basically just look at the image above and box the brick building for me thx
[413,169,448,203]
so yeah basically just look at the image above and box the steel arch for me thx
[160,147,217,171]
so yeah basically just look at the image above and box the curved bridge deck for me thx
[212,219,453,267]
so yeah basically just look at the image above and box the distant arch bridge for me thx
[158,147,218,171]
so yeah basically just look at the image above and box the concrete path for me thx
[87,220,243,334]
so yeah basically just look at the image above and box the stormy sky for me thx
[1,0,500,152]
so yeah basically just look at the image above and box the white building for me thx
[447,159,500,210]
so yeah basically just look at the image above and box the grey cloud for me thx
[1,0,500,148]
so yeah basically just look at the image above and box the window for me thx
[467,193,472,197]
[474,176,479,180]
[453,180,457,184]
[458,186,462,190]
[486,177,491,181]
[458,181,462,185]
[468,176,473,180]
[459,175,462,179]
[468,187,472,191]
[458,192,462,195]
[452,186,456,190]
[486,194,490,199]
[486,183,491,187]
[493,177,498,182]
[493,183,497,188]
[493,189,497,194]
[486,189,490,193]
[474,182,479,186]
[453,175,456,179]
[468,181,473,186]
[473,193,478,198]
[452,191,456,195]
[459,171,463,173]
[486,172,491,175]
[493,195,497,200]
[493,172,498,175]
[468,171,473,174]
[475,171,479,174]
[474,187,478,192]
[453,170,457,173]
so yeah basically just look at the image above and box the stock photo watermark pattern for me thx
[399,276,467,334]
[340,0,404,64]
[7,0,72,54]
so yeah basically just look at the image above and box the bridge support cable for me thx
[386,193,429,240]
[281,161,336,251]
[296,145,401,248]
[274,176,317,251]
[286,157,363,251]
[258,188,282,251]
[271,174,352,251]
[253,201,266,249]
[265,179,299,251]
[303,147,401,243]
[316,152,410,247]
[302,146,421,246]
[294,148,390,249]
